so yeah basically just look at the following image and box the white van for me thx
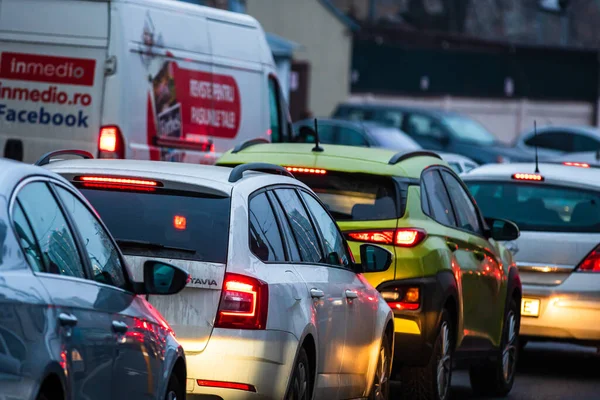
[0,0,291,164]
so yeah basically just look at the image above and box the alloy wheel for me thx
[502,310,517,382]
[288,361,308,400]
[436,321,452,399]
[166,390,177,400]
[371,345,389,399]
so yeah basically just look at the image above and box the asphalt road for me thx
[391,342,600,400]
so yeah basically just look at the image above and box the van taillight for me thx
[215,273,268,330]
[98,126,124,159]
[576,245,600,272]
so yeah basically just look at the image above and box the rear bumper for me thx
[185,328,299,399]
[520,275,600,344]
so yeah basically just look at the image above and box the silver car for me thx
[462,162,600,348]
[0,155,188,400]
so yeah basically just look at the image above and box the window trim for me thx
[268,74,285,142]
[421,167,458,227]
[50,181,134,293]
[247,188,288,264]
[440,169,484,236]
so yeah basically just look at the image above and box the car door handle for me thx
[58,313,78,327]
[112,320,129,334]
[310,288,325,299]
[345,290,358,299]
[446,241,458,252]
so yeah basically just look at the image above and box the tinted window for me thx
[422,170,456,226]
[369,127,421,151]
[268,77,282,142]
[56,187,127,289]
[442,116,496,145]
[12,202,44,272]
[268,192,302,262]
[293,172,399,221]
[406,114,446,141]
[274,189,322,263]
[300,191,350,268]
[249,192,285,262]
[378,110,404,130]
[572,134,600,152]
[442,171,482,235]
[293,122,335,144]
[78,188,230,264]
[448,162,462,174]
[468,182,600,233]
[17,182,84,278]
[344,107,376,121]
[338,127,369,146]
[525,131,573,152]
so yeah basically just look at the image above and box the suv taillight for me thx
[345,228,427,248]
[98,125,125,159]
[576,245,600,272]
[380,286,421,310]
[215,273,269,330]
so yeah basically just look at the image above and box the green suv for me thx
[217,141,522,400]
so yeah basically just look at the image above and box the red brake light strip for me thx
[563,162,590,168]
[78,176,159,187]
[512,173,544,181]
[285,166,327,175]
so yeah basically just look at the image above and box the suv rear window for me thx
[78,188,231,263]
[467,182,600,233]
[294,172,400,221]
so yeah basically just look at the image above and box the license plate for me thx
[521,298,540,317]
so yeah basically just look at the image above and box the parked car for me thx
[1,0,291,164]
[513,125,600,160]
[553,150,600,167]
[435,152,478,174]
[291,118,422,151]
[332,102,533,164]
[462,162,600,350]
[218,143,523,400]
[0,155,188,400]
[44,151,394,400]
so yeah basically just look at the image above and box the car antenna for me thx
[534,120,540,173]
[312,118,324,152]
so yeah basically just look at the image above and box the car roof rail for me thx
[35,149,94,167]
[228,162,295,183]
[388,150,442,165]
[231,138,270,154]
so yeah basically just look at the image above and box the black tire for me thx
[286,347,312,400]
[469,298,520,397]
[398,308,453,400]
[165,373,184,400]
[36,394,49,400]
[369,332,392,400]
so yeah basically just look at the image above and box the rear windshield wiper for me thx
[116,239,197,254]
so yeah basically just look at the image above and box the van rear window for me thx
[78,188,230,263]
[294,172,400,221]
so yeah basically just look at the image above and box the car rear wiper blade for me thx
[116,239,196,254]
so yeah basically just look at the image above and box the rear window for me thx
[293,172,400,221]
[466,181,600,233]
[78,188,231,263]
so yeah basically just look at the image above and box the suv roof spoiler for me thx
[388,150,442,165]
[228,162,295,183]
[231,138,270,153]
[35,149,94,166]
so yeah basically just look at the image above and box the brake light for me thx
[284,166,327,175]
[563,162,590,168]
[576,245,600,272]
[98,126,125,159]
[196,380,256,392]
[381,286,420,310]
[346,228,427,247]
[215,273,268,330]
[78,176,159,186]
[173,215,187,230]
[512,173,544,181]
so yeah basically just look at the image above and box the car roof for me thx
[0,158,68,196]
[519,125,600,138]
[44,158,301,195]
[461,162,600,189]
[217,143,448,179]
[294,118,388,131]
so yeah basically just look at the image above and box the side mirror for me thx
[484,217,520,242]
[136,260,189,295]
[359,244,393,273]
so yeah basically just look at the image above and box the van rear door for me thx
[0,0,108,162]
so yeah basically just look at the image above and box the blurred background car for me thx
[45,154,394,400]
[512,125,600,161]
[553,150,600,167]
[462,162,600,350]
[332,103,534,164]
[438,152,479,174]
[0,154,188,400]
[292,118,422,151]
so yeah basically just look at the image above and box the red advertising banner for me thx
[0,52,96,86]
[151,60,241,141]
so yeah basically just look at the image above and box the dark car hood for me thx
[452,141,535,164]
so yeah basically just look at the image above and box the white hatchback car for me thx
[43,151,395,400]
[462,162,600,349]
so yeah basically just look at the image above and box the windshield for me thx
[443,116,497,145]
[293,172,400,221]
[78,187,231,263]
[466,181,600,233]
[370,127,422,150]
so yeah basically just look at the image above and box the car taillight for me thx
[346,228,426,248]
[563,162,590,168]
[215,273,269,330]
[284,166,327,175]
[380,286,420,310]
[196,380,256,392]
[74,175,162,192]
[98,125,125,159]
[576,245,600,272]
